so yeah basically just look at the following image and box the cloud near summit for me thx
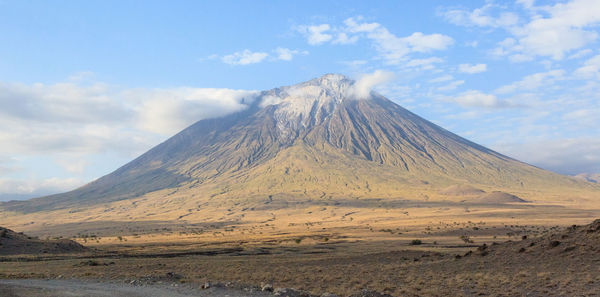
[349,70,395,99]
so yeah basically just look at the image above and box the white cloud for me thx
[465,41,479,47]
[132,88,257,134]
[405,57,444,70]
[442,0,600,61]
[458,63,487,74]
[259,95,283,108]
[222,49,269,65]
[574,54,600,78]
[440,4,519,28]
[298,24,333,45]
[219,48,308,65]
[299,17,453,65]
[274,47,308,61]
[333,32,359,44]
[516,0,535,9]
[437,80,465,91]
[0,78,258,158]
[402,32,455,53]
[0,177,85,197]
[429,75,454,83]
[449,90,509,108]
[494,138,600,174]
[56,157,88,174]
[568,48,593,59]
[563,108,600,127]
[495,69,565,94]
[349,70,395,99]
[346,17,453,64]
[340,60,368,68]
[0,81,127,124]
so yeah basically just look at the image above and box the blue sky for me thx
[1,0,599,200]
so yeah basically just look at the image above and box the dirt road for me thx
[0,279,274,297]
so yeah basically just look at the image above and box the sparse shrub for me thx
[549,240,560,248]
[460,235,473,243]
[410,239,422,245]
[295,238,302,244]
[76,260,99,266]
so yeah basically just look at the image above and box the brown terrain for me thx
[0,219,599,296]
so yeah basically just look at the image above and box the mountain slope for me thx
[2,74,596,213]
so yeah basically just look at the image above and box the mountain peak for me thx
[307,73,353,87]
[6,73,594,214]
[259,74,358,134]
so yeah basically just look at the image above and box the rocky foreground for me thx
[0,278,391,297]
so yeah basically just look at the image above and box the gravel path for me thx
[0,279,274,297]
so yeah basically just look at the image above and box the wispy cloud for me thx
[437,80,465,91]
[574,54,600,78]
[440,4,519,28]
[296,16,453,66]
[429,75,454,83]
[495,69,565,94]
[458,63,487,74]
[405,57,444,70]
[132,88,258,134]
[0,77,258,158]
[441,0,600,61]
[343,17,454,65]
[297,24,333,45]
[220,48,308,65]
[274,47,308,61]
[494,138,600,174]
[0,177,85,199]
[222,50,269,65]
[447,90,513,109]
[349,70,395,99]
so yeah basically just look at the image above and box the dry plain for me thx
[2,197,599,296]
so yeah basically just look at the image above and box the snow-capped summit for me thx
[259,74,362,134]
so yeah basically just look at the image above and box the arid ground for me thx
[2,202,599,296]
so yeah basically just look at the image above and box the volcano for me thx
[3,74,594,214]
